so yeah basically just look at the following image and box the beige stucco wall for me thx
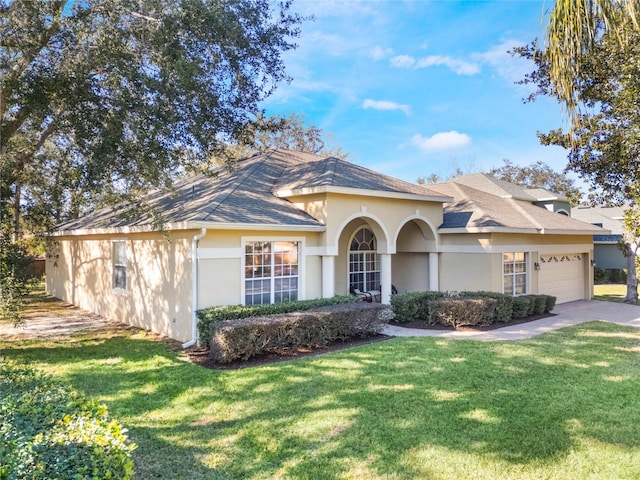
[439,232,595,301]
[392,253,429,293]
[46,231,194,342]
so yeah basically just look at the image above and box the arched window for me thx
[349,227,380,293]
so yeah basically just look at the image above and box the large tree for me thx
[1,0,303,240]
[524,17,639,302]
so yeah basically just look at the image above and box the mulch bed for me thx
[186,334,391,370]
[388,312,556,331]
[186,313,556,370]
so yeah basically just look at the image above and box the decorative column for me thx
[380,253,392,304]
[321,256,335,298]
[429,252,439,292]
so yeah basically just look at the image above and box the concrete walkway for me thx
[382,300,640,341]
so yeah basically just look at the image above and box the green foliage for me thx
[0,0,304,239]
[487,159,583,205]
[197,296,359,347]
[526,295,549,315]
[458,291,514,323]
[428,298,497,329]
[389,291,446,323]
[0,234,39,326]
[209,303,388,363]
[544,295,557,313]
[512,296,532,319]
[0,361,136,480]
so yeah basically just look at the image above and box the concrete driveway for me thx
[382,300,640,341]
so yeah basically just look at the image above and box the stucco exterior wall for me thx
[46,231,193,342]
[392,253,429,293]
[440,253,500,292]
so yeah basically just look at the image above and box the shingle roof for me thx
[449,173,539,201]
[571,204,627,235]
[54,148,449,234]
[427,182,606,234]
[526,188,569,203]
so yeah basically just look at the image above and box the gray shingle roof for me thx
[54,148,449,234]
[427,182,606,234]
[450,173,539,201]
[571,204,629,236]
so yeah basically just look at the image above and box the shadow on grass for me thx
[3,321,640,479]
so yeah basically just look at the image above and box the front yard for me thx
[2,294,640,479]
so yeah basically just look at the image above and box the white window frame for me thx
[348,227,380,293]
[241,237,305,306]
[503,252,528,296]
[112,240,128,293]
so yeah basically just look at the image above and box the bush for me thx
[390,291,445,323]
[428,298,497,329]
[0,234,40,326]
[542,294,557,313]
[459,291,514,323]
[209,303,388,363]
[525,295,548,315]
[197,295,359,347]
[0,361,136,480]
[511,296,531,319]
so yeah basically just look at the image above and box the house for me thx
[571,204,628,270]
[46,149,605,345]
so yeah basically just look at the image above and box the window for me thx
[112,241,127,290]
[349,227,380,293]
[503,252,527,295]
[245,241,299,305]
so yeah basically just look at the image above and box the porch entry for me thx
[348,227,381,295]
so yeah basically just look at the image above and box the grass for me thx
[3,321,640,479]
[594,283,639,304]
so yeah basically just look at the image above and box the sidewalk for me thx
[382,300,640,341]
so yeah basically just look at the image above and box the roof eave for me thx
[438,226,606,235]
[275,186,453,203]
[49,221,326,237]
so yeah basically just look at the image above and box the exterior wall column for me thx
[321,255,335,298]
[429,252,439,292]
[380,253,392,304]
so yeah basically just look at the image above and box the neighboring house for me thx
[571,204,628,269]
[47,149,605,344]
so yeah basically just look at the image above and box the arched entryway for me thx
[393,218,439,293]
[348,226,380,294]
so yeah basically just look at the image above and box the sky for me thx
[262,0,572,185]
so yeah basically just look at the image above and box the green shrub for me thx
[542,294,557,313]
[525,295,548,315]
[459,291,514,322]
[511,296,531,319]
[390,291,445,323]
[523,295,537,315]
[209,303,388,363]
[428,298,497,329]
[0,361,136,480]
[197,295,359,347]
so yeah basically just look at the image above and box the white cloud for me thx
[411,131,471,152]
[363,99,411,115]
[370,45,394,61]
[390,54,480,76]
[473,39,533,86]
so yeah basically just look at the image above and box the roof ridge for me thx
[200,151,272,222]
[509,198,544,230]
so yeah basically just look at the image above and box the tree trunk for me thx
[12,181,21,243]
[623,243,638,304]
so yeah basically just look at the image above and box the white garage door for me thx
[539,254,585,303]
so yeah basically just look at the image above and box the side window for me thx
[112,241,127,290]
[244,241,299,305]
[503,252,527,295]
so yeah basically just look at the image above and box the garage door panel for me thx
[539,254,585,303]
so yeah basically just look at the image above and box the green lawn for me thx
[594,283,639,304]
[2,321,640,480]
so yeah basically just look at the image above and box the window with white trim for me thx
[503,252,527,295]
[349,227,380,293]
[244,241,299,305]
[112,241,127,290]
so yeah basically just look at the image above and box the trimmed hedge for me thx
[544,294,557,313]
[526,295,548,315]
[197,295,359,347]
[459,291,514,323]
[511,296,531,319]
[429,298,497,328]
[209,303,389,363]
[0,361,136,480]
[389,291,446,323]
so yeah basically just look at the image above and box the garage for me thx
[538,254,585,303]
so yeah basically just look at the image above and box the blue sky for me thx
[262,0,572,185]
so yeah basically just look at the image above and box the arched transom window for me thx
[349,227,380,293]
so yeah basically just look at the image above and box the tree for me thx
[522,22,640,302]
[208,112,348,168]
[545,0,639,121]
[487,159,583,205]
[0,232,38,325]
[1,0,303,240]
